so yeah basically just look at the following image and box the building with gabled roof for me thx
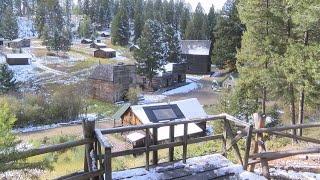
[222,72,239,90]
[90,42,107,49]
[6,53,32,65]
[180,40,212,74]
[94,48,116,58]
[88,64,136,103]
[119,98,208,142]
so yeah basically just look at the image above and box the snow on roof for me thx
[155,123,203,141]
[6,54,32,59]
[156,63,176,77]
[99,48,116,52]
[180,40,211,55]
[126,132,145,142]
[94,43,107,46]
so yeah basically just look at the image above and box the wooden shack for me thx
[118,98,208,143]
[137,63,186,89]
[6,54,32,65]
[222,73,239,90]
[90,42,107,49]
[81,39,93,44]
[88,64,136,103]
[7,38,31,48]
[180,40,212,74]
[94,48,116,58]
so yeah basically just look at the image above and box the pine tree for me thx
[193,3,205,39]
[185,18,195,40]
[1,6,19,40]
[133,0,144,42]
[208,5,217,41]
[154,0,163,22]
[111,0,130,46]
[144,0,154,21]
[0,103,50,172]
[134,20,168,88]
[212,0,243,69]
[78,15,95,38]
[0,64,18,93]
[173,0,184,32]
[179,7,191,39]
[164,25,181,63]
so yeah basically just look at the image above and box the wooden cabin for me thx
[6,54,32,65]
[94,48,116,58]
[117,98,208,143]
[180,40,212,74]
[90,42,107,49]
[222,73,239,90]
[88,64,136,103]
[7,38,31,48]
[81,39,93,44]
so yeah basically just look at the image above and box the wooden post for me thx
[145,128,150,171]
[249,113,270,179]
[224,119,243,166]
[169,125,175,162]
[83,118,96,173]
[104,147,112,180]
[243,125,253,170]
[182,123,188,163]
[222,119,227,157]
[152,127,158,165]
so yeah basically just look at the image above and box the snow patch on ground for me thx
[12,114,97,133]
[162,78,202,95]
[8,64,41,82]
[139,94,167,104]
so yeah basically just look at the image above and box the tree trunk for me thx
[298,89,304,136]
[289,83,297,143]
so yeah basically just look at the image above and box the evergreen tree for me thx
[134,0,144,42]
[0,103,50,172]
[179,7,191,39]
[212,0,243,69]
[0,64,18,93]
[144,0,154,21]
[164,25,181,63]
[208,5,217,41]
[173,0,184,32]
[134,20,168,88]
[34,1,47,38]
[193,3,205,39]
[185,18,195,40]
[1,6,19,40]
[154,0,163,22]
[111,0,130,46]
[78,15,95,38]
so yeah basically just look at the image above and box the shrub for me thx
[126,86,141,105]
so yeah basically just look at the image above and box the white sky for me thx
[185,0,227,13]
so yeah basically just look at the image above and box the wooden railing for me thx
[246,113,320,179]
[9,113,320,180]
[94,114,252,180]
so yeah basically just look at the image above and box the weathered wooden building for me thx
[137,63,187,89]
[88,64,136,103]
[94,48,116,58]
[115,98,208,144]
[6,38,31,48]
[90,42,107,49]
[6,54,32,65]
[222,73,239,90]
[81,39,93,44]
[180,40,212,74]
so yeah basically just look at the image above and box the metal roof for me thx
[89,64,114,81]
[180,40,211,55]
[112,104,130,120]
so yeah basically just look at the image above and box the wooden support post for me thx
[224,119,243,166]
[104,147,112,180]
[222,119,227,157]
[97,142,103,180]
[83,118,96,173]
[169,125,175,162]
[152,127,158,165]
[243,125,253,170]
[145,128,150,171]
[182,123,188,163]
[261,158,270,180]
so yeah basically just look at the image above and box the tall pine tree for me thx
[1,6,19,40]
[164,25,181,63]
[0,64,17,93]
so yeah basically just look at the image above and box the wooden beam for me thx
[182,123,188,163]
[222,119,227,157]
[145,128,150,171]
[252,123,320,134]
[187,134,223,144]
[222,113,251,127]
[169,125,175,162]
[54,169,104,180]
[249,148,320,160]
[100,115,226,134]
[224,119,243,166]
[153,127,158,165]
[95,129,111,148]
[104,147,112,180]
[268,131,320,144]
[222,126,249,154]
[243,125,253,170]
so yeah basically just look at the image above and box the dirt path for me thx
[17,120,117,142]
